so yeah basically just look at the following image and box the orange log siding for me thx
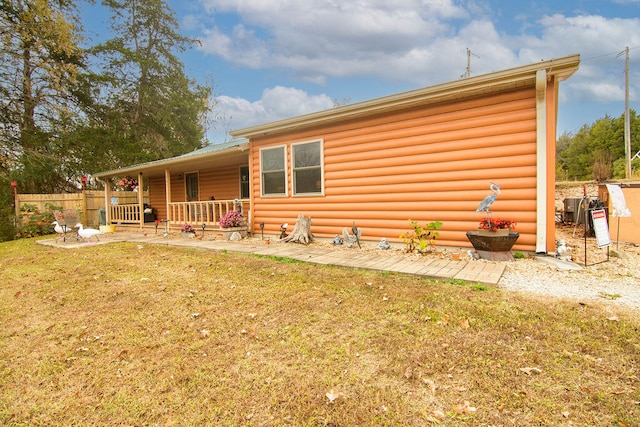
[249,88,548,251]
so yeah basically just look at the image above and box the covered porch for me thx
[93,140,252,232]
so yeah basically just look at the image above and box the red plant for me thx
[479,217,515,232]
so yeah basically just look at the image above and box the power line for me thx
[581,45,640,63]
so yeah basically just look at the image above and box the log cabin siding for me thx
[250,88,540,250]
[149,176,166,219]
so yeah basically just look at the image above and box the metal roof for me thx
[93,138,249,179]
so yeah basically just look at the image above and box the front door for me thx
[185,172,199,202]
[240,166,250,199]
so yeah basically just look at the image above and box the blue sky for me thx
[82,0,640,144]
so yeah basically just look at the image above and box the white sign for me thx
[605,184,631,217]
[591,209,611,248]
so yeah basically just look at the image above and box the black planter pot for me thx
[466,231,519,261]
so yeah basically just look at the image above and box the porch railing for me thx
[110,204,145,224]
[109,199,250,227]
[168,199,250,227]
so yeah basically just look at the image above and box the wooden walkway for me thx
[37,233,506,285]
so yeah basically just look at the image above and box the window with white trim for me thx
[260,145,287,196]
[292,140,323,195]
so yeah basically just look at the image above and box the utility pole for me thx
[464,48,479,78]
[624,46,631,179]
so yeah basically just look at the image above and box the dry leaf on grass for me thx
[519,367,542,375]
[404,367,413,379]
[432,409,446,419]
[453,401,477,415]
[326,389,344,403]
[423,378,437,394]
[460,319,470,329]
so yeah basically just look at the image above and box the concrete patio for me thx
[37,231,507,285]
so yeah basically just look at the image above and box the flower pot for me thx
[466,231,519,261]
[181,231,196,238]
[222,226,248,240]
[99,225,116,233]
[475,228,510,237]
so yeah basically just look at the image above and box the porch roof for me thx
[230,54,580,139]
[93,138,249,179]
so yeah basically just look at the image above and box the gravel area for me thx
[498,247,640,311]
[499,183,640,312]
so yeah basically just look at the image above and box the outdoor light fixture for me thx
[201,223,206,238]
[259,222,265,239]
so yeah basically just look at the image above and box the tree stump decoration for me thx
[280,215,314,244]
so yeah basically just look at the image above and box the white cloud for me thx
[197,0,470,83]
[207,86,334,142]
[194,0,640,133]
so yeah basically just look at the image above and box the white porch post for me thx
[165,168,172,223]
[535,69,548,253]
[138,172,144,229]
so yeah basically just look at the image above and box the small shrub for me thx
[513,251,526,259]
[400,220,442,254]
[16,205,56,238]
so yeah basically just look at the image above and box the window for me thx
[292,140,323,195]
[240,166,250,199]
[260,146,287,196]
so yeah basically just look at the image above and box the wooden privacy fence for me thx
[16,191,147,227]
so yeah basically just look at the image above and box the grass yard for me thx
[1,238,639,426]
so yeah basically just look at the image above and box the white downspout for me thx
[535,69,547,253]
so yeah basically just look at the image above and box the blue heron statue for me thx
[476,182,501,227]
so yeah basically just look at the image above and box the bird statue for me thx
[75,223,104,242]
[476,182,501,228]
[351,221,361,249]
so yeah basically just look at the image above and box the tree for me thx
[557,111,639,180]
[0,0,85,193]
[87,0,211,169]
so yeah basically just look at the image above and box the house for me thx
[94,54,580,254]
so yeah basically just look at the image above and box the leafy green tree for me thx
[557,110,639,180]
[0,0,86,193]
[86,0,211,169]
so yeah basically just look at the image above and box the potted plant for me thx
[219,210,247,240]
[466,217,519,261]
[181,223,196,238]
[476,217,516,236]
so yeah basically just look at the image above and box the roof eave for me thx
[93,142,250,179]
[230,54,580,139]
